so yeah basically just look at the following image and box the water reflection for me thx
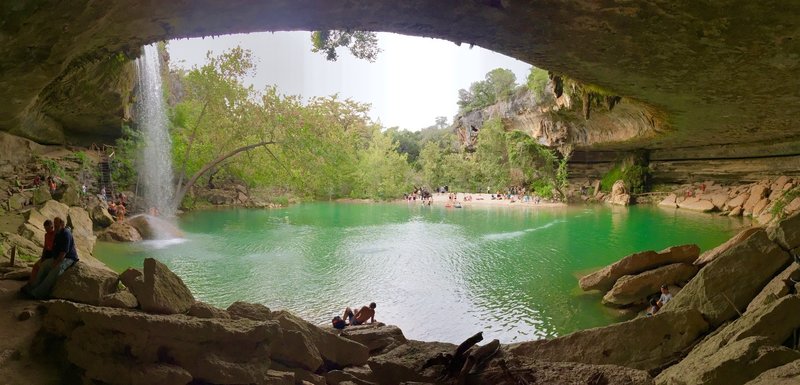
[95,203,746,343]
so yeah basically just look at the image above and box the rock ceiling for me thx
[2,0,800,151]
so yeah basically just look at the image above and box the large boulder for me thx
[31,186,51,205]
[725,193,750,210]
[507,309,709,371]
[602,263,699,307]
[658,193,678,208]
[746,264,800,312]
[0,232,40,261]
[68,206,95,258]
[38,199,69,221]
[41,300,279,385]
[225,303,369,371]
[7,192,31,210]
[227,301,272,320]
[695,226,761,265]
[743,185,770,213]
[608,180,631,206]
[767,210,800,250]
[658,295,800,385]
[120,258,195,314]
[100,290,139,309]
[338,323,408,355]
[367,340,457,385]
[90,203,115,228]
[580,244,700,292]
[126,214,183,240]
[661,230,790,327]
[744,360,800,385]
[51,261,120,305]
[472,357,654,385]
[677,197,716,212]
[57,185,81,206]
[98,221,143,242]
[188,301,230,319]
[654,337,800,385]
[271,310,370,369]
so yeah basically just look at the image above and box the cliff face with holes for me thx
[453,86,800,185]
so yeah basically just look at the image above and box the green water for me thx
[95,203,746,343]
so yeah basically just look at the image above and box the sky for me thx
[167,32,532,130]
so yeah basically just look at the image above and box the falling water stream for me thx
[134,44,176,217]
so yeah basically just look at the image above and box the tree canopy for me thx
[310,30,381,62]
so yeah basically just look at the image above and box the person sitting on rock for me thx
[342,302,377,326]
[24,217,79,299]
[646,298,660,316]
[657,285,672,307]
[27,219,56,286]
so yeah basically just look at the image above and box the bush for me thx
[771,186,800,219]
[531,179,554,199]
[600,163,650,194]
[600,165,623,192]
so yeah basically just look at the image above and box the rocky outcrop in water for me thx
[579,244,700,292]
[658,177,800,224]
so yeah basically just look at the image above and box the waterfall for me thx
[134,44,176,217]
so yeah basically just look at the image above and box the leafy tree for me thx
[352,131,412,199]
[506,131,571,200]
[475,118,510,189]
[526,67,550,100]
[311,30,381,62]
[486,68,516,101]
[457,68,518,112]
[419,141,445,188]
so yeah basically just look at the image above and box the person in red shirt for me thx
[27,220,56,284]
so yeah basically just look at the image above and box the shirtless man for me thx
[342,302,377,326]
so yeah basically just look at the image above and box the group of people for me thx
[404,187,433,205]
[646,285,673,316]
[102,190,128,222]
[20,217,81,299]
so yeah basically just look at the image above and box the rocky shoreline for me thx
[0,212,798,384]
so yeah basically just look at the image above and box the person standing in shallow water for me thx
[342,302,377,325]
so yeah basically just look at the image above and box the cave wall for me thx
[3,0,800,153]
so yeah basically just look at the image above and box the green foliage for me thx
[600,165,623,192]
[112,124,144,190]
[600,160,650,194]
[458,68,518,112]
[505,130,569,199]
[622,164,649,194]
[531,179,554,199]
[72,151,90,168]
[771,185,800,219]
[526,67,549,100]
[351,131,412,200]
[40,158,65,178]
[311,30,381,62]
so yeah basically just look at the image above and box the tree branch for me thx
[173,140,276,207]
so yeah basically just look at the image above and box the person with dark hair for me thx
[646,298,660,316]
[331,316,347,330]
[24,217,79,299]
[657,285,672,307]
[342,302,377,326]
[27,220,56,284]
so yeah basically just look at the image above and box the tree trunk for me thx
[173,140,276,207]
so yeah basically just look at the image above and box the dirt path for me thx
[0,280,60,385]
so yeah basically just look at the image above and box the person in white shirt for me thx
[657,285,673,307]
